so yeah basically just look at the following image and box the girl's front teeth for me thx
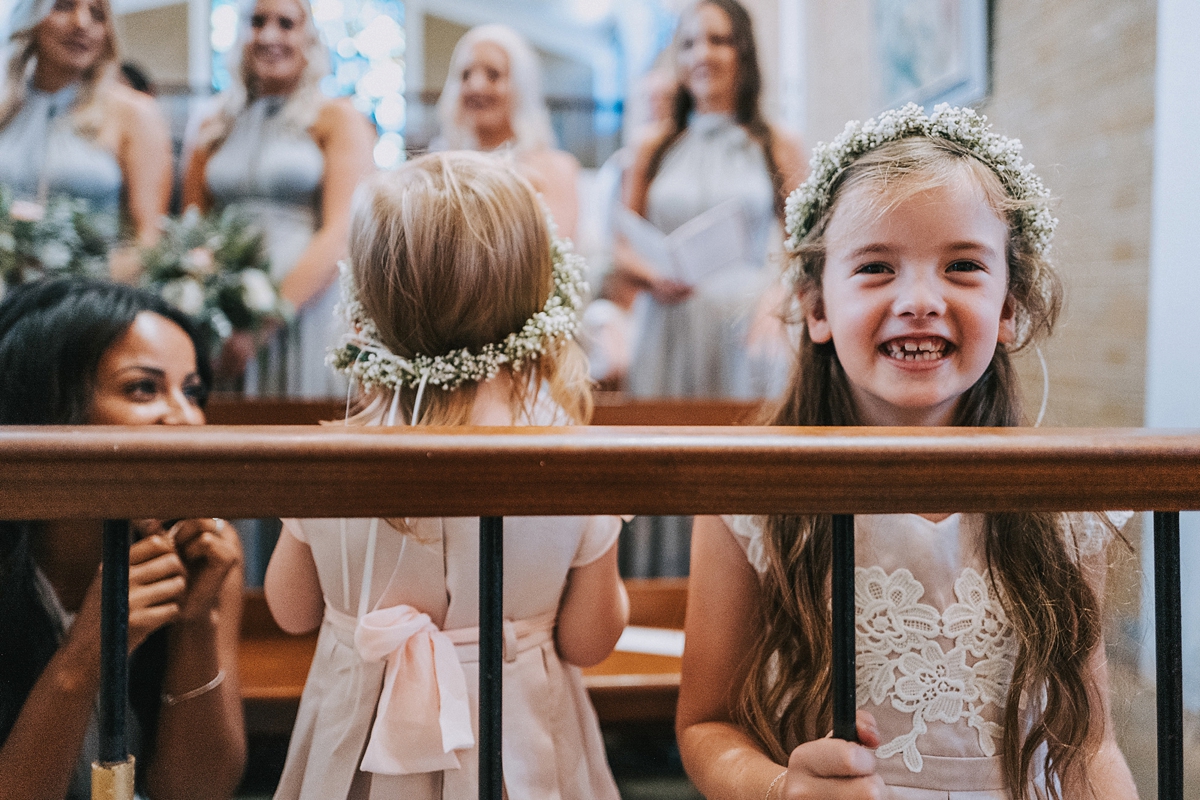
[886,340,946,360]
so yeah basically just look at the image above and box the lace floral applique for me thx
[856,566,1016,773]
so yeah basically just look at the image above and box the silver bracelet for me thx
[161,670,226,707]
[765,769,787,800]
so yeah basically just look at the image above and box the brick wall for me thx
[980,0,1156,428]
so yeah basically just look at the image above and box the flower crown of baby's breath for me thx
[784,103,1057,266]
[327,226,587,393]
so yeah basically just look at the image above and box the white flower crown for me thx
[326,228,587,393]
[784,103,1057,262]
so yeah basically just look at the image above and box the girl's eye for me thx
[855,262,892,275]
[89,3,104,21]
[947,260,985,273]
[250,13,267,27]
[680,37,695,50]
[53,0,73,11]
[710,34,733,47]
[486,68,500,81]
[278,16,294,29]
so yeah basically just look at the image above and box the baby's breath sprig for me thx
[784,103,1057,265]
[327,225,588,393]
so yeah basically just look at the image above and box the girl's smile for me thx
[808,174,1016,426]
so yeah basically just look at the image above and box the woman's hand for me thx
[74,531,187,653]
[779,712,886,800]
[167,518,243,621]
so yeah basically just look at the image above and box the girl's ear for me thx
[805,293,833,344]
[997,294,1017,344]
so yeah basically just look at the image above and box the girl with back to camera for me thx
[264,151,628,800]
[677,105,1138,799]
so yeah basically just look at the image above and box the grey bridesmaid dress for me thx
[206,96,346,398]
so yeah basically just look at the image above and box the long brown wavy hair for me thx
[629,0,788,219]
[737,138,1108,799]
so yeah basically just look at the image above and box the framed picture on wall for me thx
[873,0,990,111]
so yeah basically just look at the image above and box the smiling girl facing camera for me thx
[677,105,1138,800]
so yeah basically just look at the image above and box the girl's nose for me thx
[893,272,946,318]
[72,4,91,27]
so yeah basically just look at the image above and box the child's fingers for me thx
[855,710,881,748]
[789,738,877,779]
[783,775,888,800]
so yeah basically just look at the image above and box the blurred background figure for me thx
[0,0,172,261]
[183,0,375,397]
[618,0,805,402]
[435,23,581,240]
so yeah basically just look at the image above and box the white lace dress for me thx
[722,511,1127,799]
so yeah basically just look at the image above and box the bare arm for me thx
[517,149,580,241]
[278,99,376,311]
[555,536,628,667]
[1073,544,1138,799]
[678,516,884,800]
[115,88,172,247]
[264,523,325,635]
[0,535,186,800]
[181,140,215,214]
[770,125,808,197]
[144,519,246,800]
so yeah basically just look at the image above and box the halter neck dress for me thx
[205,95,345,397]
[627,112,788,400]
[0,82,122,216]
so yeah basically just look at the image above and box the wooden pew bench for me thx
[240,578,689,736]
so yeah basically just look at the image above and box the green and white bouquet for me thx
[141,207,291,346]
[0,184,115,293]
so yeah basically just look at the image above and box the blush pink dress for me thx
[722,511,1126,800]
[272,397,623,800]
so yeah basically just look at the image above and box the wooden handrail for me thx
[2,426,1200,518]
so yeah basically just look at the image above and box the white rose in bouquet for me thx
[240,268,278,313]
[162,277,207,316]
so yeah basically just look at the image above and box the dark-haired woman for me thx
[619,0,806,400]
[0,279,245,800]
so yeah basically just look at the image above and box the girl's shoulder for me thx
[719,514,771,574]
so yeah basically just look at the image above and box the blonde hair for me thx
[0,0,121,138]
[346,151,591,426]
[436,24,556,154]
[742,139,1107,800]
[194,0,330,155]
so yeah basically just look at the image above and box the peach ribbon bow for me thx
[354,604,474,774]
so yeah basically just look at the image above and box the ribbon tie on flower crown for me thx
[354,605,474,775]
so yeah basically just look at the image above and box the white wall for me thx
[1141,0,1200,709]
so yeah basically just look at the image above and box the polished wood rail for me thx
[203,393,762,426]
[3,426,1200,519]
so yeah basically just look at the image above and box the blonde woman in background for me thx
[436,24,580,240]
[0,0,171,266]
[183,0,375,396]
